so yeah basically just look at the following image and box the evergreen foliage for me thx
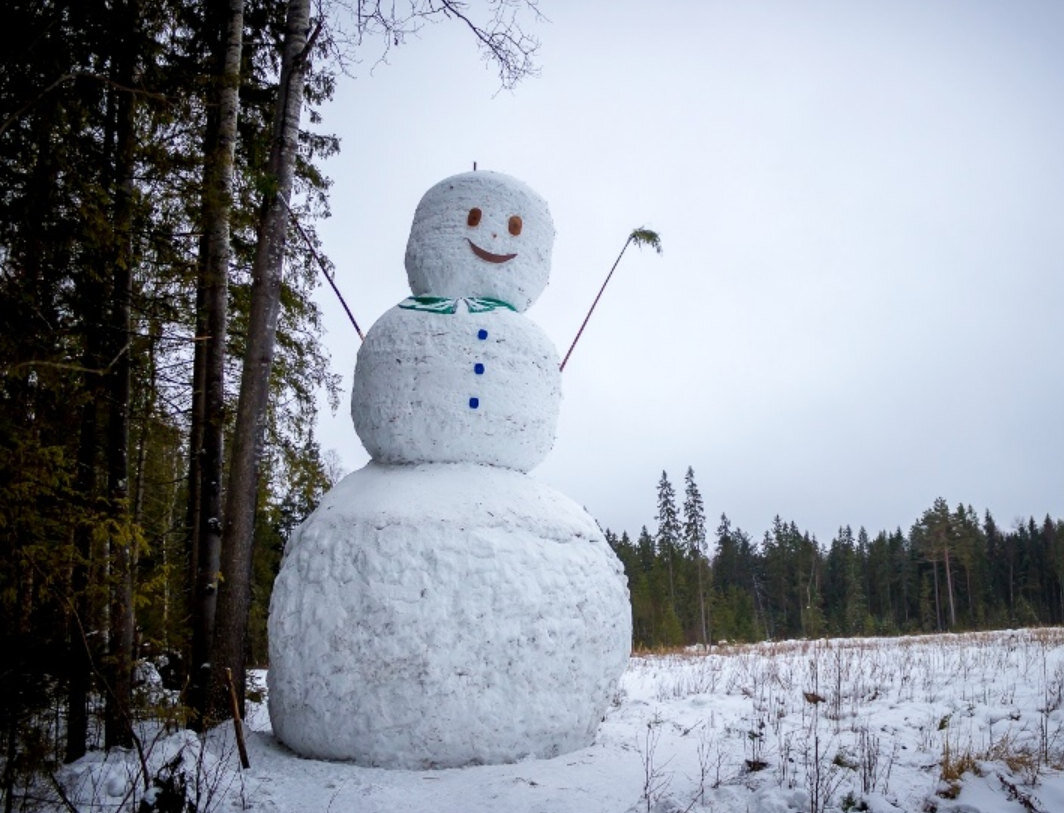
[0,0,340,785]
[610,469,1064,650]
[2,0,1061,800]
[0,0,543,798]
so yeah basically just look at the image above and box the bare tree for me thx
[331,0,543,88]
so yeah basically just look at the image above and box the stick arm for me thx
[559,228,661,372]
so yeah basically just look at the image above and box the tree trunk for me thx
[900,546,910,626]
[965,564,974,619]
[66,376,100,763]
[931,558,942,631]
[186,0,244,730]
[943,545,957,630]
[103,0,138,747]
[1008,548,1015,618]
[64,57,122,759]
[64,155,109,759]
[184,283,206,699]
[696,558,707,645]
[210,0,313,720]
[665,546,676,610]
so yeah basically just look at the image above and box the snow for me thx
[267,461,631,766]
[271,169,630,766]
[404,171,554,314]
[55,629,1064,812]
[352,169,561,471]
[351,304,560,470]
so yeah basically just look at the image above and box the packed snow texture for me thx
[54,630,1064,812]
[267,462,632,767]
[271,170,629,766]
[352,305,561,470]
[404,171,553,313]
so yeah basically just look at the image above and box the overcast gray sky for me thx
[310,0,1064,546]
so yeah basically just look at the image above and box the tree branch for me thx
[0,72,168,138]
[333,0,542,88]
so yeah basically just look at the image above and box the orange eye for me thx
[508,215,523,236]
[467,207,482,227]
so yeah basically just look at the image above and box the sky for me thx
[308,0,1064,547]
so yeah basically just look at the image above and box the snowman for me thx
[267,171,631,768]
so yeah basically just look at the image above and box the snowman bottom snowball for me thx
[267,462,632,768]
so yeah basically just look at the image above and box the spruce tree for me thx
[682,467,709,645]
[632,527,657,646]
[655,471,681,612]
[912,498,958,630]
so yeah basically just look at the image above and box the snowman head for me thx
[405,171,553,313]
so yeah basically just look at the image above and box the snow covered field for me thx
[56,628,1064,812]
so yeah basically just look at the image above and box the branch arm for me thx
[559,235,633,372]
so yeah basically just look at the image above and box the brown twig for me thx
[559,227,661,372]
[5,340,133,377]
[225,668,251,770]
[280,197,365,341]
[0,72,168,138]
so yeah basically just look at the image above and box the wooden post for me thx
[225,668,251,769]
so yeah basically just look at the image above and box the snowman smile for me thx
[467,239,517,264]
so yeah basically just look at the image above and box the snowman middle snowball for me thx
[352,171,562,472]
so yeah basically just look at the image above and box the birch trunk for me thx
[210,0,313,720]
[187,0,244,729]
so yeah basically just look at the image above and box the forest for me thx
[0,0,541,801]
[3,0,1062,808]
[610,468,1064,650]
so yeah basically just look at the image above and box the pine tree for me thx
[682,467,709,645]
[950,504,986,626]
[636,525,655,574]
[712,514,763,640]
[984,510,1012,623]
[0,0,344,764]
[851,528,871,633]
[864,531,893,632]
[655,471,681,610]
[912,498,958,630]
[825,526,868,636]
[631,527,657,647]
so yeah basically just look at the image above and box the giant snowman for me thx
[267,171,631,768]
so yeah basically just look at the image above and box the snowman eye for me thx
[467,208,482,227]
[508,215,523,236]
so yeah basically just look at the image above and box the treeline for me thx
[607,469,1064,649]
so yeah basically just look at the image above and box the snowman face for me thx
[405,171,553,313]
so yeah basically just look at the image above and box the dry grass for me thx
[624,627,1064,812]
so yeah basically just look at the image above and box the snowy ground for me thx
[56,628,1064,812]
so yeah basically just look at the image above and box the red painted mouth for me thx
[468,239,516,264]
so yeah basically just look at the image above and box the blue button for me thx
[477,329,488,340]
[469,397,480,409]
[474,363,485,375]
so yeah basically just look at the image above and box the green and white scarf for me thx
[399,296,516,314]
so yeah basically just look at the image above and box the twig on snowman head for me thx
[281,196,365,341]
[559,227,661,372]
